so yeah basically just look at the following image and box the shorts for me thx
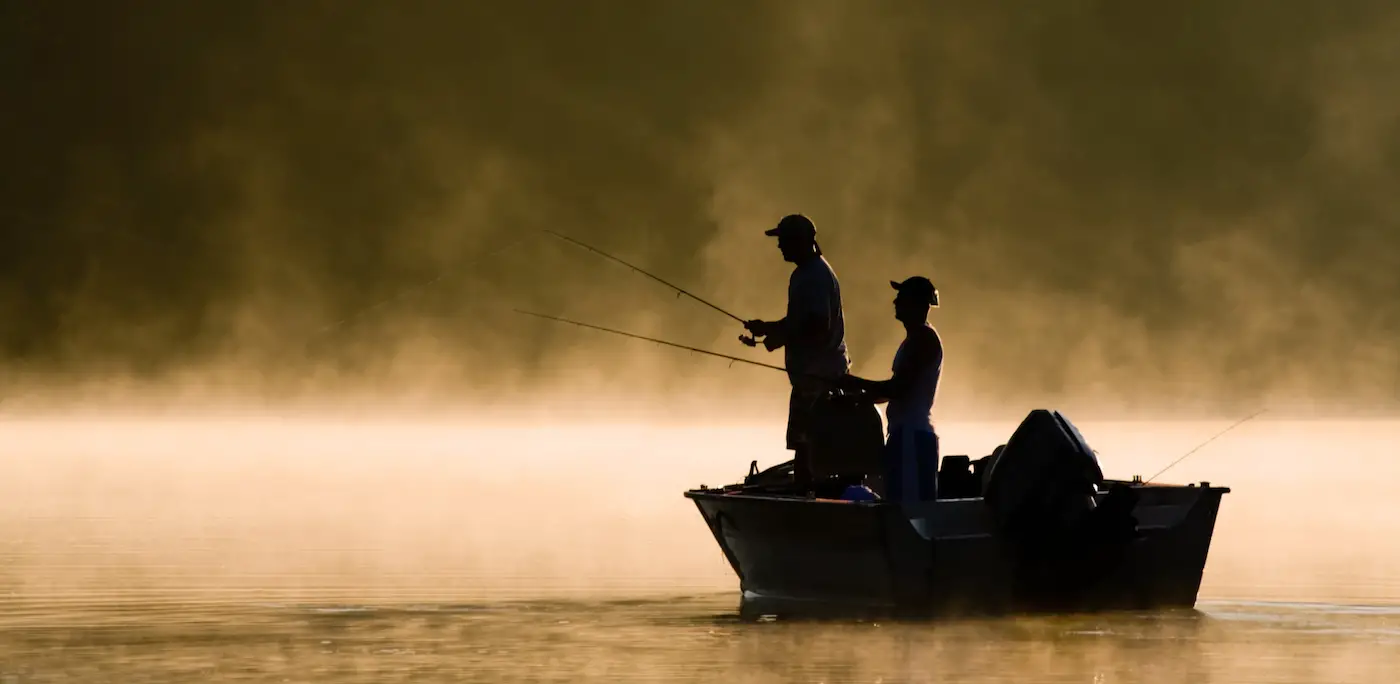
[882,426,939,504]
[785,384,825,451]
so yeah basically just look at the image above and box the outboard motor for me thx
[983,409,1104,538]
[982,409,1140,609]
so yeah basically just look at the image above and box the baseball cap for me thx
[890,276,939,307]
[764,214,816,240]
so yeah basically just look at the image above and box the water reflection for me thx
[4,595,1399,682]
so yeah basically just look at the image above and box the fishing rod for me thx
[1146,408,1268,483]
[514,309,787,373]
[541,229,747,325]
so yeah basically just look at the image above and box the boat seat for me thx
[936,454,981,498]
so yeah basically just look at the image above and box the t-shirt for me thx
[785,256,850,383]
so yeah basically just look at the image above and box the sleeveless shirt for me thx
[884,325,943,434]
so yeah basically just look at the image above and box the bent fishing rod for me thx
[1146,408,1268,483]
[514,309,787,373]
[541,229,747,325]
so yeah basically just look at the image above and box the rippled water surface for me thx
[3,417,1398,682]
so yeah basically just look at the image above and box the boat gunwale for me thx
[683,480,1231,503]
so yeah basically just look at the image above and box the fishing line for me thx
[512,309,789,372]
[541,229,747,324]
[1146,408,1267,483]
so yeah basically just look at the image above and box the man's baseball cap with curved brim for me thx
[891,276,939,307]
[765,214,816,240]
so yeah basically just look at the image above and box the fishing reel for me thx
[739,333,782,352]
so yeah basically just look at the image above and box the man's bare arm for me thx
[837,333,934,402]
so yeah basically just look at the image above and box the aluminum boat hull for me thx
[685,481,1228,618]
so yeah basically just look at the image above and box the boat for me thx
[684,408,1230,619]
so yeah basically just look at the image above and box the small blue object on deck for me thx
[841,484,879,501]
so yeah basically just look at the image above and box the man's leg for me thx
[917,430,940,501]
[881,426,904,503]
[881,427,940,503]
[787,385,817,491]
[793,444,812,490]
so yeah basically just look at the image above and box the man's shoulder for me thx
[789,258,828,285]
[908,325,943,357]
[794,257,838,286]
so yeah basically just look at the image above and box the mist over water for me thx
[3,415,1397,604]
[7,2,1400,681]
[3,417,1400,681]
[4,2,1400,414]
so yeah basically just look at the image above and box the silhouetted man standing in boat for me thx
[741,214,851,490]
[837,276,943,504]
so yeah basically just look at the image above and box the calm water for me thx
[2,416,1399,682]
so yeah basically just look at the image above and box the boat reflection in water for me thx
[685,409,1229,620]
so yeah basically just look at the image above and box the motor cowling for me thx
[981,410,1145,608]
[982,409,1104,536]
